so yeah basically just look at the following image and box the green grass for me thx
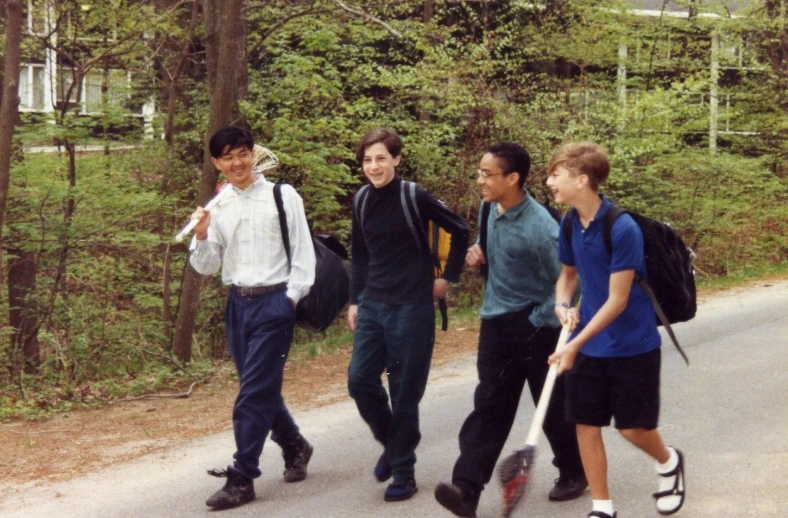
[696,261,788,291]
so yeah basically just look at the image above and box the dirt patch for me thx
[0,322,480,495]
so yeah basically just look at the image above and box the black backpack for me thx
[562,204,695,365]
[353,181,450,331]
[478,190,561,281]
[273,183,350,333]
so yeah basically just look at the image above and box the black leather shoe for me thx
[434,482,479,517]
[588,512,617,518]
[282,434,313,483]
[205,466,255,509]
[549,473,588,501]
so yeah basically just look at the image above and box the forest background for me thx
[0,0,785,420]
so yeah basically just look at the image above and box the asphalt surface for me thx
[2,280,786,518]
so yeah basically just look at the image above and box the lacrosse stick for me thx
[251,144,279,177]
[173,145,279,242]
[498,322,572,517]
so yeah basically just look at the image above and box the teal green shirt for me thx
[478,194,561,328]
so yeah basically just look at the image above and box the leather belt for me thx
[231,283,286,297]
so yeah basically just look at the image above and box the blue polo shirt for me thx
[558,196,661,358]
[479,194,561,329]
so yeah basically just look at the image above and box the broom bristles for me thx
[499,446,535,517]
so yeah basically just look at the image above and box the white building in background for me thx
[17,0,156,138]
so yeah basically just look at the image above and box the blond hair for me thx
[547,142,610,190]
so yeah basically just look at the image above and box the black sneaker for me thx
[434,482,479,517]
[282,434,313,483]
[205,466,255,509]
[588,512,617,518]
[549,473,588,501]
[384,477,418,502]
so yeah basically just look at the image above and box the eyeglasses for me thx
[477,170,504,179]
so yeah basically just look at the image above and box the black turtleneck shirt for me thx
[349,176,470,305]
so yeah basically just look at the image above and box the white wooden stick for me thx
[174,184,232,243]
[524,324,571,447]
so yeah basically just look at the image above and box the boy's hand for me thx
[465,244,486,268]
[433,278,450,300]
[549,344,578,375]
[555,305,579,331]
[191,207,211,240]
[347,304,358,331]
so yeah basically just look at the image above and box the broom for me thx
[498,322,572,517]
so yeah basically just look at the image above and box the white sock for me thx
[592,499,615,516]
[657,446,679,474]
[655,446,683,513]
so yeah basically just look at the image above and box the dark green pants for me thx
[348,295,435,480]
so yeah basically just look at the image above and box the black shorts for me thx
[565,348,661,430]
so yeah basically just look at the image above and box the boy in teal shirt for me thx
[435,143,585,517]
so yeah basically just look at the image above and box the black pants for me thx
[452,308,584,494]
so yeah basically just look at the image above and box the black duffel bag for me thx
[274,184,349,333]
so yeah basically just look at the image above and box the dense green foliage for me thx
[1,0,785,418]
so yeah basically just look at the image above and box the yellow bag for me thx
[428,222,451,277]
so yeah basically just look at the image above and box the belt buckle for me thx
[237,286,251,297]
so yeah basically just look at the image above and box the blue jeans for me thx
[348,295,435,480]
[225,288,300,480]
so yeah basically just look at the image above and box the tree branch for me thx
[248,5,324,58]
[330,0,403,39]
[111,382,198,403]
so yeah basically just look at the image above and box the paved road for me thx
[2,281,787,518]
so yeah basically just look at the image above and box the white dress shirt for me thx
[189,176,316,304]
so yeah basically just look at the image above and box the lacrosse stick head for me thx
[499,446,535,517]
[252,145,279,176]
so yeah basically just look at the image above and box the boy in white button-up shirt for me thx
[189,126,316,510]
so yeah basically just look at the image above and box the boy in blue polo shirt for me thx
[546,142,686,518]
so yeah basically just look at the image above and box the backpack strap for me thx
[403,180,448,332]
[603,204,689,365]
[273,183,291,269]
[639,279,690,365]
[601,205,625,256]
[401,181,427,253]
[479,201,492,281]
[353,184,371,229]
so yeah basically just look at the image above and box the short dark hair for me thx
[356,128,403,164]
[486,142,530,189]
[547,142,610,191]
[209,126,254,158]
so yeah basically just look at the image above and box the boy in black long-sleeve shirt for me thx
[347,128,469,502]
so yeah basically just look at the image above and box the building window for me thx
[57,69,78,105]
[84,70,130,113]
[25,0,48,35]
[18,65,46,111]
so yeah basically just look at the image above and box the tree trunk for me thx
[419,0,434,122]
[155,0,201,341]
[423,0,434,23]
[8,249,40,372]
[0,0,23,251]
[172,0,246,362]
[765,1,788,83]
